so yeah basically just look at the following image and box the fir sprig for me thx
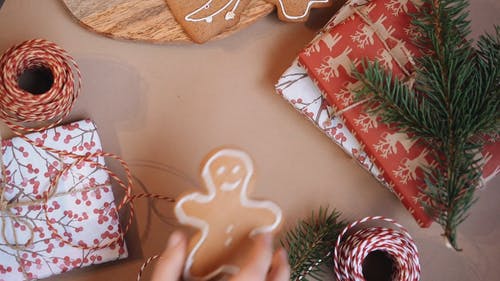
[280,207,347,281]
[355,0,499,251]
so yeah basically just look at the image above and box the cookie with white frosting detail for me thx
[175,147,282,281]
[165,0,252,43]
[266,0,333,22]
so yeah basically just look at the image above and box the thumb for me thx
[151,231,187,281]
[231,233,274,281]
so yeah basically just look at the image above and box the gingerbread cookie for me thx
[175,147,282,281]
[165,0,252,43]
[266,0,333,22]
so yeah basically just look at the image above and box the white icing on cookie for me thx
[185,0,242,23]
[232,165,241,173]
[175,148,282,281]
[224,237,233,247]
[217,166,226,175]
[276,0,330,20]
[220,179,242,191]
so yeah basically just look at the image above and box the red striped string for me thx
[334,216,421,281]
[0,39,176,255]
[0,39,81,133]
[136,254,160,281]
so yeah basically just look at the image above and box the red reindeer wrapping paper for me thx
[275,60,389,187]
[0,120,127,281]
[296,0,500,227]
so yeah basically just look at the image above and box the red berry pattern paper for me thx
[0,119,127,281]
[275,60,388,186]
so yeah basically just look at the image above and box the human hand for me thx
[228,233,290,281]
[151,231,290,281]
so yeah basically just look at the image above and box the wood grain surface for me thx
[61,0,275,43]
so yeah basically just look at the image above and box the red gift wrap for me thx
[298,0,500,227]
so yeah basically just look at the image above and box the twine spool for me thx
[334,216,420,281]
[0,38,81,133]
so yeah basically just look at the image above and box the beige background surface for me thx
[0,0,499,280]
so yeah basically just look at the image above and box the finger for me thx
[267,248,291,281]
[150,231,187,281]
[231,233,274,281]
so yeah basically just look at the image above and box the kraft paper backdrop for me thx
[0,1,498,280]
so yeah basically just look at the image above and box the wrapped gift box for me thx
[275,60,389,186]
[292,0,500,226]
[0,119,127,281]
[276,59,500,227]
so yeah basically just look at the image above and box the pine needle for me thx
[355,0,499,250]
[281,207,347,281]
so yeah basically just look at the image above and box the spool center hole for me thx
[18,67,54,95]
[362,250,396,281]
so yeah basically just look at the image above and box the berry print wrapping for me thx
[275,60,389,187]
[0,119,127,281]
[175,148,282,281]
[297,0,500,226]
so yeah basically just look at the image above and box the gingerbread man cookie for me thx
[165,0,252,43]
[266,0,333,22]
[175,148,282,281]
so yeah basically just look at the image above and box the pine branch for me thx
[280,207,347,281]
[355,0,499,251]
[354,60,443,143]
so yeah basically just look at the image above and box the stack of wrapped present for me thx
[275,0,500,227]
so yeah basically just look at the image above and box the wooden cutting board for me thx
[61,0,275,43]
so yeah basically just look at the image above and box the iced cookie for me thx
[266,0,333,22]
[175,147,282,281]
[165,0,252,43]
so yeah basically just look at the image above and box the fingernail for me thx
[166,231,183,249]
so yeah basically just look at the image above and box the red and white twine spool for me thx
[334,216,420,281]
[0,38,81,133]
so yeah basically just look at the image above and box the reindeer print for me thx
[393,149,436,184]
[351,24,375,48]
[390,40,413,67]
[372,15,396,42]
[330,5,356,26]
[305,33,342,56]
[338,80,363,107]
[321,33,342,51]
[385,0,410,15]
[315,47,359,81]
[353,113,379,133]
[404,24,421,40]
[358,2,377,18]
[351,14,395,48]
[377,49,394,70]
[373,131,417,158]
[304,40,321,56]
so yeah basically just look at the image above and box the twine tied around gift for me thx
[0,135,38,279]
[0,39,84,261]
[329,3,418,118]
[0,137,119,249]
[0,39,177,279]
